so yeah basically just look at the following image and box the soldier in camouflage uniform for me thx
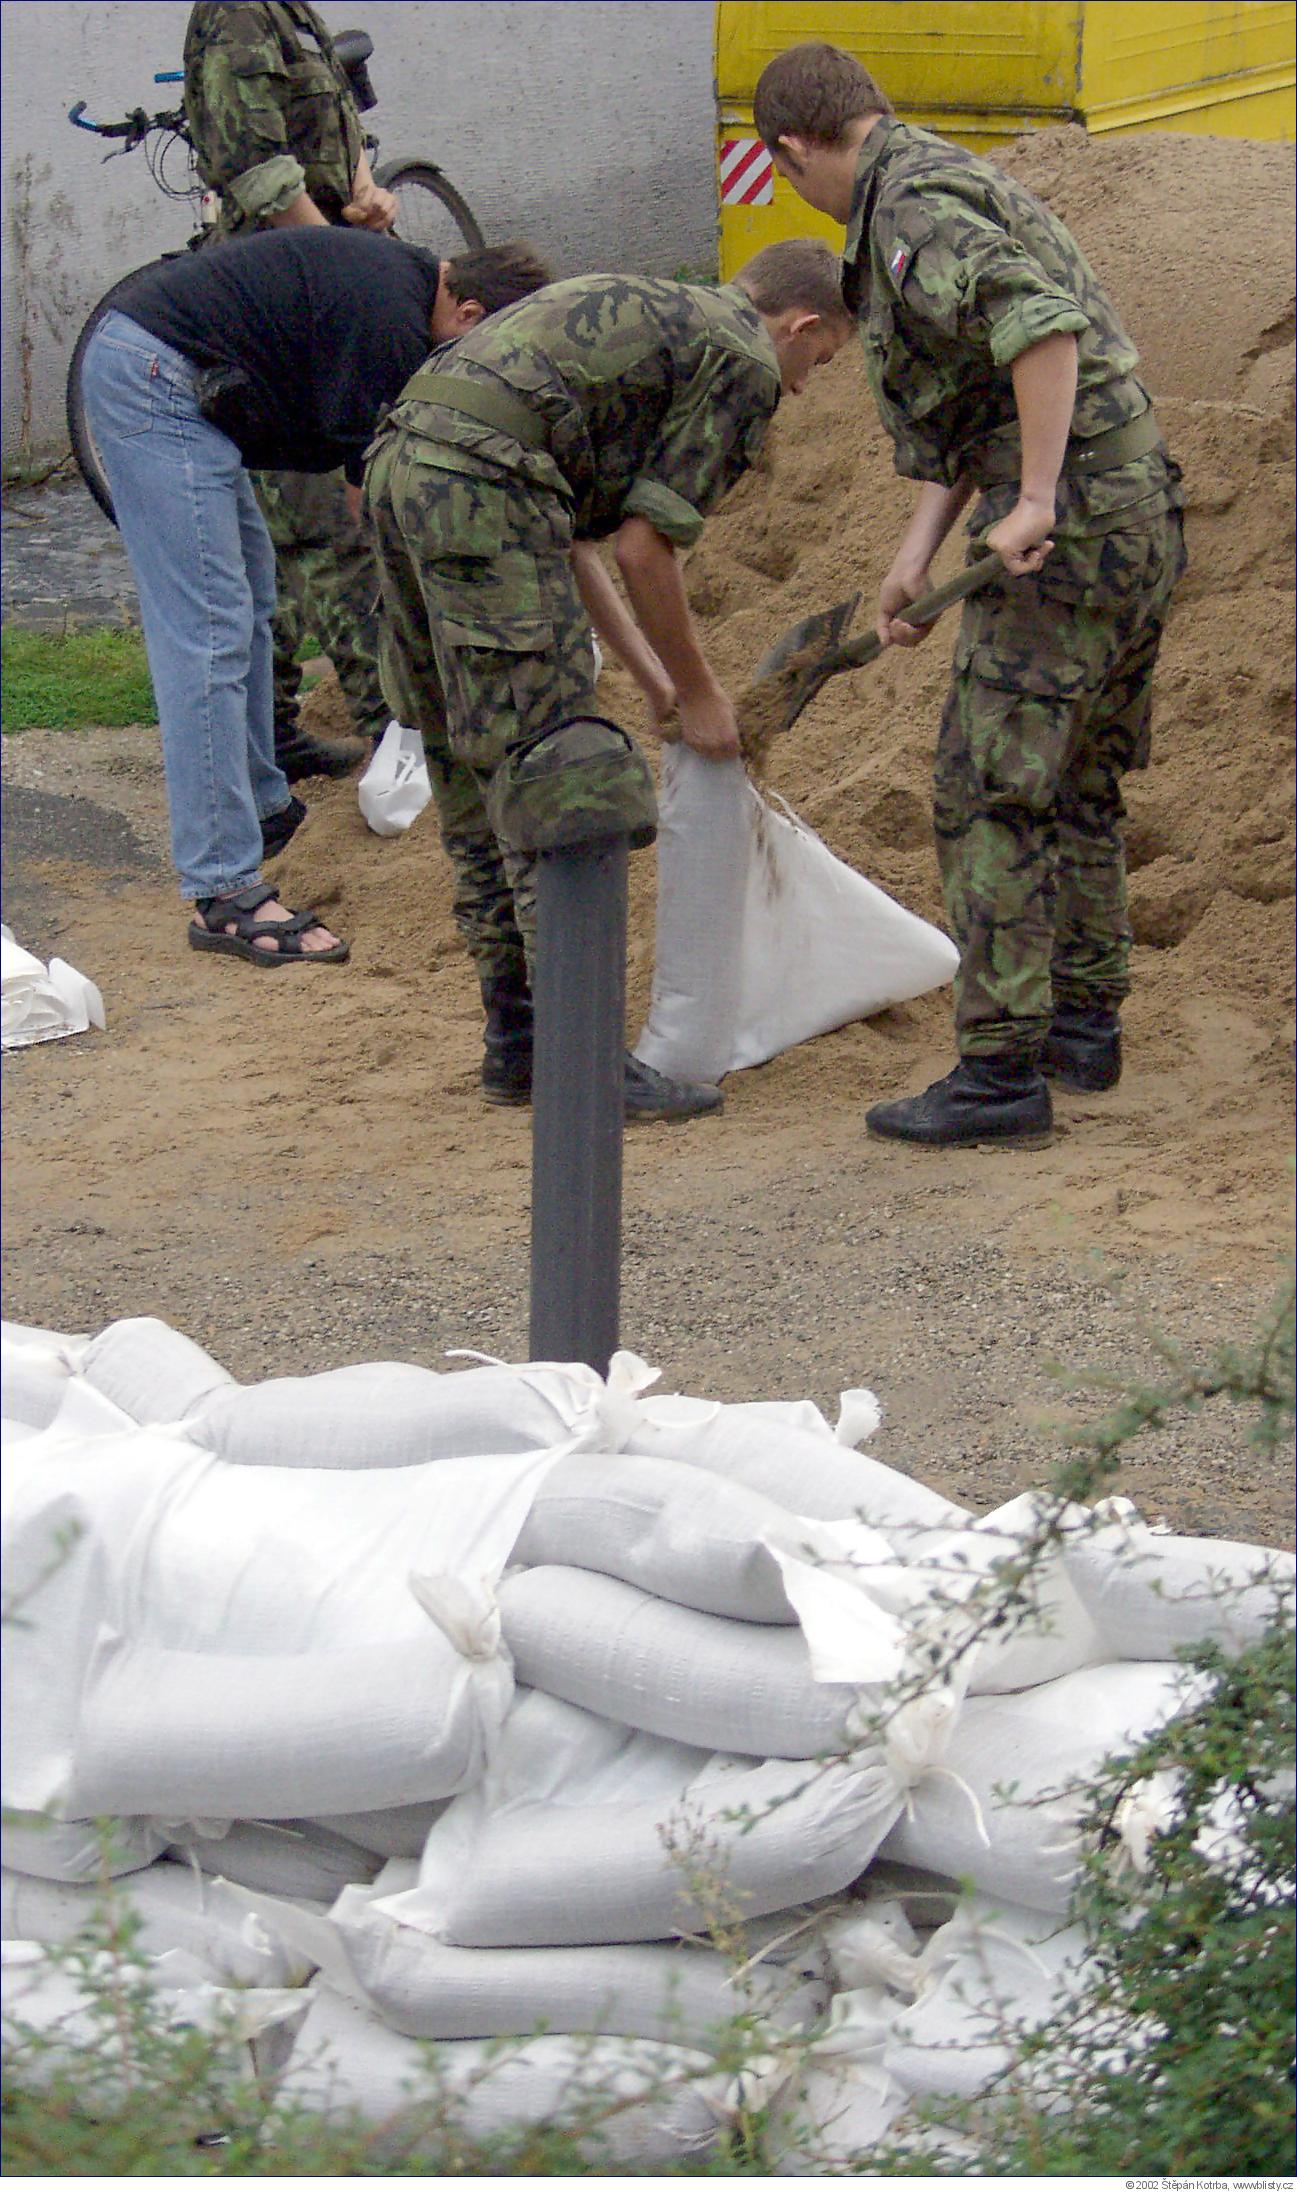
[184,1,396,778]
[365,243,852,1119]
[754,43,1186,1149]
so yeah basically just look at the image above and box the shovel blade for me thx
[752,591,860,682]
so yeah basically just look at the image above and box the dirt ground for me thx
[2,129,1292,1546]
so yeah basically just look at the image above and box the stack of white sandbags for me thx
[2,1315,1290,2166]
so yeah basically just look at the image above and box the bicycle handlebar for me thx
[67,99,185,141]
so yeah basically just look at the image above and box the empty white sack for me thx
[881,1660,1206,1913]
[510,1450,806,1623]
[0,1862,320,1988]
[1063,1506,1295,1660]
[634,745,958,1083]
[328,1864,827,2046]
[498,1565,859,1757]
[275,1983,726,2167]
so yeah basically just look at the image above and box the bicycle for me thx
[65,29,484,524]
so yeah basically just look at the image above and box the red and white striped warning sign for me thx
[720,138,774,206]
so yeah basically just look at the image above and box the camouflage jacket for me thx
[843,118,1178,529]
[379,275,782,545]
[184,2,361,235]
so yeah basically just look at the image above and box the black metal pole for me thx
[528,837,628,1376]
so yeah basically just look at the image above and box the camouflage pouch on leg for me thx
[488,718,658,853]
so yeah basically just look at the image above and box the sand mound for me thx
[295,128,1294,1067]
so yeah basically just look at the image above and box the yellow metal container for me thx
[716,1,1296,274]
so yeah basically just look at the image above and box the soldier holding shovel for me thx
[753,42,1186,1149]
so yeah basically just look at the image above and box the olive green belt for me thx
[400,369,551,451]
[969,406,1164,488]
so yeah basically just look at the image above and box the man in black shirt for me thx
[79,228,549,968]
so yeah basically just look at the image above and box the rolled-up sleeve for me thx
[623,347,779,545]
[225,149,308,222]
[886,196,1091,366]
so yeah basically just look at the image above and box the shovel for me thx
[750,548,1004,735]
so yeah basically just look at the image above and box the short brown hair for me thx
[442,242,554,317]
[735,238,852,328]
[753,42,893,150]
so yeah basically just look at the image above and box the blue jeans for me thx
[79,311,289,902]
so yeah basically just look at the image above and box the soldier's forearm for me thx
[893,480,975,574]
[571,542,672,706]
[267,190,331,228]
[1010,331,1078,506]
[613,519,716,703]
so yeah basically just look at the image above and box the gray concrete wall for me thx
[1,0,717,464]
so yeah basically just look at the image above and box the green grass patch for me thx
[2,627,156,732]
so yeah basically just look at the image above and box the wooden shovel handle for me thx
[828,550,1004,677]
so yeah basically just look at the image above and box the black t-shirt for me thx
[117,228,441,481]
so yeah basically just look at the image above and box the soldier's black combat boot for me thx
[865,1053,1053,1149]
[623,1055,723,1123]
[480,969,535,1108]
[1041,1003,1122,1092]
[274,719,366,782]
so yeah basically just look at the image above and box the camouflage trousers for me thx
[935,504,1187,1057]
[251,467,389,744]
[364,434,599,996]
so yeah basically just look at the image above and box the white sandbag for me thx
[510,1450,804,1623]
[330,1867,828,2046]
[628,1402,968,1535]
[804,1493,1107,1697]
[72,1317,236,1424]
[634,745,958,1082]
[1,928,105,1050]
[498,1565,859,1756]
[0,1327,138,1441]
[310,1804,448,1862]
[184,1359,586,1469]
[1063,1506,1295,1661]
[881,1660,1206,1913]
[164,1821,382,1904]
[275,1983,726,2167]
[1,1810,165,1884]
[1,1320,86,1353]
[2,1426,195,1816]
[1,1334,73,1431]
[65,1631,510,1822]
[5,1426,549,1821]
[1,1941,303,2103]
[880,1895,1096,2104]
[0,1863,320,1988]
[386,1691,924,1948]
[765,1994,912,2175]
[633,748,749,1084]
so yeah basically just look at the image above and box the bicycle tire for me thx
[66,253,186,527]
[374,157,484,257]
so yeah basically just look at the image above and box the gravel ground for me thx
[2,479,1290,1552]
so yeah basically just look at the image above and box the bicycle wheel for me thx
[374,158,484,257]
[66,254,185,527]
